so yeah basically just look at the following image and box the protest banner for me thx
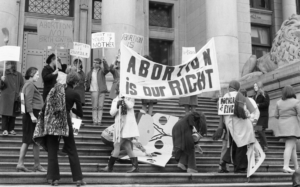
[121,33,144,54]
[91,32,115,48]
[182,47,196,64]
[218,96,235,115]
[247,139,266,177]
[37,19,73,49]
[119,38,220,99]
[70,42,91,58]
[122,113,179,167]
[0,46,20,62]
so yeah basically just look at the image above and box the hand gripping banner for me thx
[120,38,221,99]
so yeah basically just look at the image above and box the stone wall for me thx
[237,0,252,75]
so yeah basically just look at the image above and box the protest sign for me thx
[70,42,91,58]
[122,113,179,167]
[37,19,73,49]
[0,46,20,62]
[72,118,82,136]
[120,38,220,99]
[91,32,115,48]
[121,33,144,54]
[218,96,235,115]
[247,139,266,177]
[182,47,196,64]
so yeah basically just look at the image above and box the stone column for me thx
[206,0,239,89]
[101,0,136,64]
[282,0,297,21]
[0,0,18,70]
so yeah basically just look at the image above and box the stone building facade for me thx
[0,0,298,88]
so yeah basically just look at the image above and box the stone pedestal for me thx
[0,0,17,70]
[205,0,239,89]
[282,0,297,21]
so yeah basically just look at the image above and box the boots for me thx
[101,156,117,172]
[127,157,139,173]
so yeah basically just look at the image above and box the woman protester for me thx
[141,55,157,116]
[172,111,207,173]
[73,59,86,106]
[109,59,120,100]
[33,71,86,186]
[101,82,140,172]
[274,85,300,173]
[253,81,269,152]
[179,95,198,115]
[0,61,24,136]
[16,67,45,172]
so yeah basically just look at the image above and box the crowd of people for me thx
[0,53,300,185]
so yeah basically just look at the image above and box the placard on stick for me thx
[37,19,73,49]
[121,33,144,54]
[0,46,21,62]
[70,42,91,58]
[91,32,115,48]
[218,96,235,115]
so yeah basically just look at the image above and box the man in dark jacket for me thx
[85,58,109,125]
[0,61,24,136]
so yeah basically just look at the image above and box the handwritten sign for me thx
[0,46,20,62]
[70,42,91,58]
[37,19,73,49]
[182,47,196,64]
[91,32,115,48]
[121,33,144,54]
[218,96,235,115]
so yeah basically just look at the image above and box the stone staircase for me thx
[0,92,295,186]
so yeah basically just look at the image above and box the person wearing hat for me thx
[220,80,256,173]
[85,58,109,125]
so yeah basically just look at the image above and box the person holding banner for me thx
[86,58,109,125]
[102,82,140,173]
[109,59,120,100]
[253,81,269,152]
[16,67,46,172]
[0,61,24,136]
[179,95,198,115]
[141,55,157,116]
[274,85,300,173]
[172,111,207,173]
[221,80,256,173]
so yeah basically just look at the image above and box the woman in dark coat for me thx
[179,95,198,115]
[73,59,86,106]
[0,61,24,136]
[253,81,269,151]
[172,111,207,173]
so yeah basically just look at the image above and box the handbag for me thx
[14,99,21,114]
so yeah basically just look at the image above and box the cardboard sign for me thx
[37,19,73,49]
[70,42,91,58]
[218,96,235,115]
[0,46,20,62]
[247,139,266,177]
[91,32,115,48]
[121,33,144,54]
[57,71,67,85]
[20,93,25,114]
[120,38,221,99]
[72,118,82,136]
[182,47,196,64]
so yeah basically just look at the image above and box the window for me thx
[251,26,271,58]
[93,0,102,20]
[149,39,173,65]
[149,2,173,28]
[297,0,300,15]
[25,0,74,17]
[250,0,271,10]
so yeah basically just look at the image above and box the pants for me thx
[91,92,105,123]
[257,129,268,148]
[2,115,15,131]
[46,121,83,181]
[219,140,229,170]
[223,140,248,172]
[179,151,196,170]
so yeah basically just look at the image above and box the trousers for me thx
[2,115,16,131]
[91,92,105,123]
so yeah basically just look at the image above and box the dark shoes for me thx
[218,162,229,173]
[234,169,247,173]
[57,150,67,157]
[100,156,118,172]
[127,157,139,173]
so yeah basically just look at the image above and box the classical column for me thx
[206,0,239,88]
[0,0,17,70]
[282,0,297,21]
[101,0,136,64]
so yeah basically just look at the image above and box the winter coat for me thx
[74,70,86,104]
[254,93,270,129]
[86,61,109,93]
[42,65,58,101]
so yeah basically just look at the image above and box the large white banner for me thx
[182,47,196,64]
[120,38,220,99]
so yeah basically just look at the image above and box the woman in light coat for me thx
[274,85,300,173]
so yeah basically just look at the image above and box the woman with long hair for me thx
[253,81,269,151]
[16,67,45,172]
[275,85,300,173]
